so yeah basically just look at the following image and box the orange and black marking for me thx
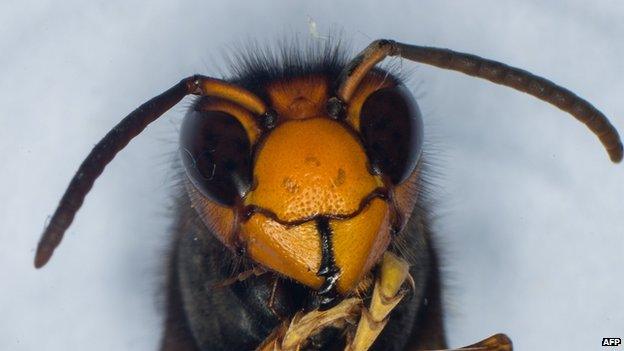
[178,61,424,309]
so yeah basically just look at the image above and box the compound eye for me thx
[360,85,423,184]
[180,110,252,206]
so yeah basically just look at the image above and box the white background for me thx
[1,1,622,350]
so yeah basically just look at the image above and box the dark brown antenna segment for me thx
[34,75,267,268]
[337,40,623,163]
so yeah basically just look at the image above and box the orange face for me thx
[242,116,390,293]
[181,71,423,299]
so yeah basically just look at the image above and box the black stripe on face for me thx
[315,217,341,310]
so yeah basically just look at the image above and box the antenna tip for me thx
[34,245,53,269]
[609,143,623,163]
